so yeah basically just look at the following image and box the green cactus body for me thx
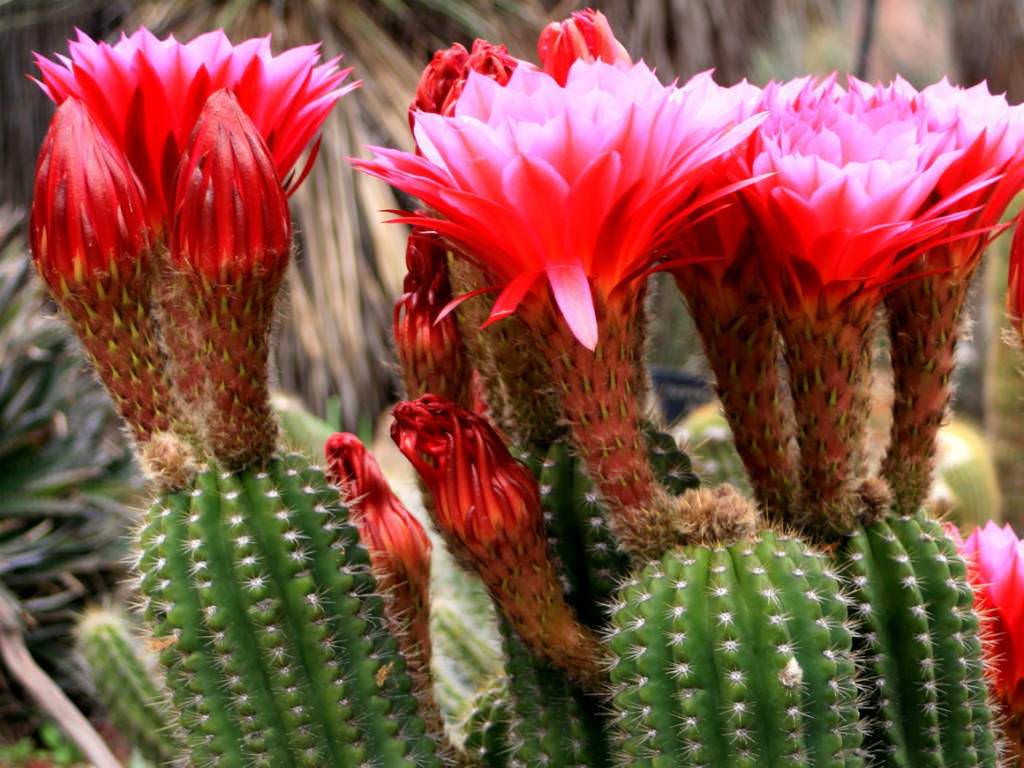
[136,452,439,768]
[76,608,182,766]
[843,511,999,767]
[608,531,863,767]
[537,428,698,625]
[460,678,511,766]
[431,597,504,726]
[678,403,753,495]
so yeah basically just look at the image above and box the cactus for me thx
[136,452,440,768]
[460,678,512,765]
[608,531,864,767]
[842,511,999,766]
[75,607,182,766]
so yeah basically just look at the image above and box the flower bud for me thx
[394,229,470,403]
[410,39,517,121]
[168,89,291,469]
[537,8,631,85]
[30,98,177,444]
[391,395,604,690]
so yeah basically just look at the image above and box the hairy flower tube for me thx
[1012,220,1024,343]
[537,8,631,86]
[323,432,439,733]
[357,61,764,558]
[34,28,355,228]
[391,395,605,690]
[881,79,1024,514]
[30,97,177,445]
[742,76,967,535]
[168,90,291,469]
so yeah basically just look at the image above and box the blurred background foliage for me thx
[2,0,1024,762]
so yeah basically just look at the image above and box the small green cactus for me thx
[608,531,864,767]
[136,452,440,768]
[75,607,181,766]
[460,677,511,765]
[843,512,999,766]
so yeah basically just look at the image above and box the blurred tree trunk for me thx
[950,0,1024,527]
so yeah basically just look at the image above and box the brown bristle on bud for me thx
[882,268,971,514]
[394,229,471,405]
[674,249,798,522]
[391,395,605,691]
[167,90,291,469]
[30,98,178,444]
[775,303,876,538]
[138,431,198,492]
[323,432,444,741]
[671,485,759,546]
[856,476,892,526]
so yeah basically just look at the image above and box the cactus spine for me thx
[608,531,863,767]
[137,453,439,768]
[843,512,999,766]
[75,608,182,766]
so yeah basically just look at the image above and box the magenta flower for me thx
[34,28,357,228]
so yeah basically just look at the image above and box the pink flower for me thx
[959,522,1024,714]
[537,8,631,86]
[355,63,763,349]
[34,28,356,228]
[744,76,964,318]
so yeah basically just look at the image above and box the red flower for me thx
[537,8,631,86]
[1012,220,1024,339]
[410,39,519,121]
[958,523,1024,714]
[30,98,176,443]
[394,229,470,403]
[171,90,291,283]
[34,28,356,228]
[391,395,603,689]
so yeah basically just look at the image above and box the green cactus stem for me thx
[136,452,440,768]
[75,607,182,766]
[608,530,863,767]
[460,678,512,766]
[842,511,1000,767]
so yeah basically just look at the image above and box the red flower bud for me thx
[168,89,291,469]
[172,90,291,284]
[391,395,603,690]
[537,8,631,85]
[410,39,517,122]
[30,98,177,444]
[394,229,470,403]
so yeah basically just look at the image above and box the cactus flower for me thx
[324,432,438,727]
[391,395,604,690]
[34,27,356,229]
[357,63,763,557]
[1012,219,1024,342]
[410,39,518,121]
[957,522,1024,755]
[168,90,291,469]
[394,229,471,404]
[30,98,176,444]
[537,8,631,85]
[881,79,1024,514]
[741,76,966,534]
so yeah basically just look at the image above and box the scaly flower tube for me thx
[34,28,355,229]
[391,395,605,690]
[30,98,177,446]
[323,433,440,737]
[357,62,763,557]
[881,79,1024,514]
[1012,219,1024,342]
[955,522,1024,760]
[742,76,966,535]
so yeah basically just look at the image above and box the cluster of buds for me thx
[31,29,354,478]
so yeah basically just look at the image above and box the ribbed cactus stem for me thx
[75,607,182,766]
[842,511,999,766]
[677,271,798,521]
[136,453,440,768]
[608,531,863,767]
[776,306,876,537]
[883,271,971,514]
